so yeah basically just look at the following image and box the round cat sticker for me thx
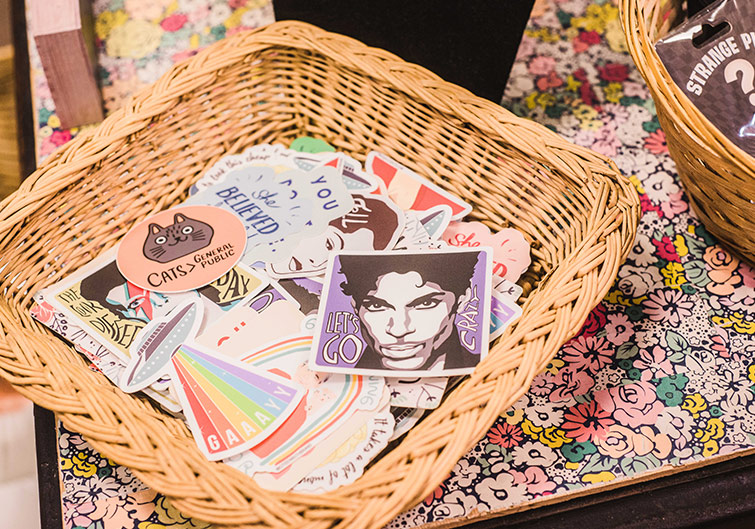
[117,205,246,293]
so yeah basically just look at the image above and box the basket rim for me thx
[0,20,626,235]
[0,20,640,528]
[620,0,755,174]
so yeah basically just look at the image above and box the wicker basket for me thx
[0,22,638,528]
[621,0,755,264]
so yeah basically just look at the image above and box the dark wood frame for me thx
[11,2,64,528]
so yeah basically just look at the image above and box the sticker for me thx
[239,334,384,472]
[267,193,405,279]
[197,265,269,310]
[43,253,266,364]
[277,277,323,315]
[393,206,451,250]
[310,248,493,377]
[340,157,380,193]
[489,291,523,342]
[393,212,433,250]
[188,159,353,266]
[385,376,448,409]
[191,145,282,194]
[45,252,198,362]
[117,205,246,293]
[243,404,378,491]
[301,313,318,333]
[120,300,202,393]
[417,206,453,239]
[292,410,395,493]
[276,156,354,231]
[289,151,335,172]
[290,136,335,154]
[195,282,304,358]
[30,300,182,412]
[493,276,523,302]
[365,152,473,220]
[442,221,531,283]
[389,406,426,441]
[170,342,304,461]
[187,165,312,262]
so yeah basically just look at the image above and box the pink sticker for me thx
[365,152,472,220]
[117,205,246,293]
[442,221,531,282]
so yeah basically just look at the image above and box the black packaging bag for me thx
[656,0,755,156]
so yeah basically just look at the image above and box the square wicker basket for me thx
[621,0,755,264]
[0,21,638,528]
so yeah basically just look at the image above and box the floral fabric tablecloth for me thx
[26,0,755,528]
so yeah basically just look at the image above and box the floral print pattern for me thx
[386,0,755,524]
[30,0,274,161]
[27,0,755,527]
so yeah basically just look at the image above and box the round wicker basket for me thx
[0,21,638,528]
[621,0,755,264]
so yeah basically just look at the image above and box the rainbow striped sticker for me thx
[239,334,384,472]
[170,343,304,461]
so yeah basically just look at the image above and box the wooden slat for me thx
[0,44,20,199]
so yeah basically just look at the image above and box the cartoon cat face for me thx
[142,213,214,263]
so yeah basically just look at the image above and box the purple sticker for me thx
[309,248,492,377]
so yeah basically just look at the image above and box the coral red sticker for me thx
[117,205,246,293]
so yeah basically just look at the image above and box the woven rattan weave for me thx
[0,22,638,528]
[621,0,755,264]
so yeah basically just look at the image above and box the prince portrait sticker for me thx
[117,205,246,293]
[310,248,492,377]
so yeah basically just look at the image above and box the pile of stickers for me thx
[31,137,531,492]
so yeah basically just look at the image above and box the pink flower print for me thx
[536,71,564,91]
[710,331,730,358]
[602,103,630,125]
[660,190,689,218]
[639,193,664,217]
[530,372,555,396]
[642,289,694,326]
[604,313,634,346]
[160,13,187,32]
[561,400,615,442]
[50,129,72,147]
[528,55,556,76]
[549,367,595,402]
[515,34,536,60]
[623,80,649,98]
[511,466,556,496]
[633,346,674,381]
[172,49,200,63]
[606,381,664,428]
[487,422,524,448]
[39,136,57,158]
[64,501,96,529]
[644,129,669,154]
[561,335,614,374]
[591,124,621,157]
[187,4,211,23]
[739,261,755,289]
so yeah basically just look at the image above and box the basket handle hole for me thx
[692,22,731,48]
